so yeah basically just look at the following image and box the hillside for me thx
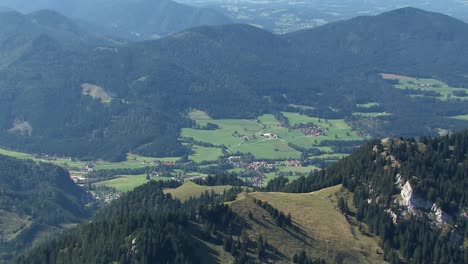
[264,130,468,263]
[0,155,91,262]
[229,186,385,263]
[0,0,232,40]
[17,179,384,263]
[13,130,467,263]
[0,8,467,161]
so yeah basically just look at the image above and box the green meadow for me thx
[182,110,365,161]
[449,114,468,121]
[352,112,392,118]
[94,175,173,192]
[393,78,468,101]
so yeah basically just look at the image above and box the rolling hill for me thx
[0,7,467,161]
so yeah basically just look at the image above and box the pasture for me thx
[387,75,468,101]
[352,112,392,117]
[182,110,365,161]
[229,185,384,263]
[94,175,173,192]
[449,114,468,121]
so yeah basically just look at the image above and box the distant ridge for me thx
[0,7,467,160]
[0,0,232,40]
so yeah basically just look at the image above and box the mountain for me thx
[0,0,232,40]
[265,129,468,263]
[0,155,91,262]
[286,7,468,79]
[0,10,115,69]
[15,131,467,263]
[0,8,467,161]
[16,182,247,264]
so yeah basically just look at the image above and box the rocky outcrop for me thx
[429,204,453,228]
[400,181,431,214]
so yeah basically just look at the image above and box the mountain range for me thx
[0,7,466,161]
[15,130,468,264]
[0,0,231,40]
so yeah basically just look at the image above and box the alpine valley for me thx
[0,4,466,264]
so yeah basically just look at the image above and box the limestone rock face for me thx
[429,204,453,228]
[400,181,431,214]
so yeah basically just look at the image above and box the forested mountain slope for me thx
[286,7,468,84]
[16,130,467,263]
[16,182,247,264]
[0,7,467,161]
[0,155,91,262]
[265,130,468,263]
[0,0,231,39]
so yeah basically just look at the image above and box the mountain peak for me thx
[27,9,80,33]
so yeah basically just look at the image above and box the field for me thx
[94,175,173,192]
[352,112,392,117]
[356,102,380,108]
[449,114,468,121]
[228,186,385,263]
[189,145,223,163]
[0,147,180,171]
[182,110,365,161]
[382,73,468,101]
[0,148,83,169]
[164,181,234,202]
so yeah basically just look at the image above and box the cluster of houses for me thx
[81,163,94,172]
[294,124,324,136]
[151,160,175,166]
[285,160,301,167]
[247,161,276,171]
[251,174,265,186]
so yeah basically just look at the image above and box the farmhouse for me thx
[81,163,94,172]
[257,132,279,139]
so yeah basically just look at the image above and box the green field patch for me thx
[0,147,180,171]
[276,165,319,174]
[356,102,380,108]
[183,111,364,160]
[257,114,280,127]
[188,109,213,126]
[94,175,173,192]
[0,148,83,169]
[164,181,233,202]
[231,139,301,160]
[352,112,392,117]
[282,112,364,143]
[392,77,468,101]
[189,145,223,163]
[288,104,315,110]
[449,114,468,121]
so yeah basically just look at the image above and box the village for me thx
[292,123,325,136]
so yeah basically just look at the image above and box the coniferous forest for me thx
[0,3,466,264]
[264,130,468,264]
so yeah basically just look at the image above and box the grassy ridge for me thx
[228,186,385,263]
